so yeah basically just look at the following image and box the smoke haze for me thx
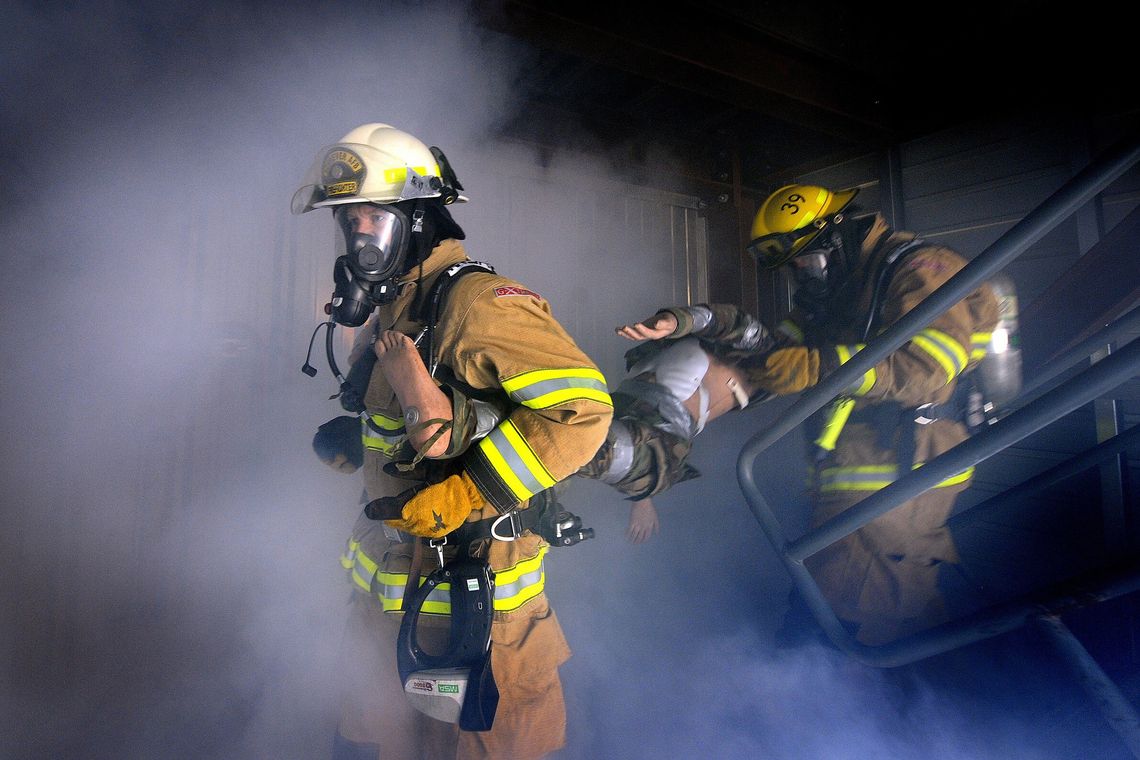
[0,2,1131,758]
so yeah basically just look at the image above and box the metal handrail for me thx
[1016,301,1140,403]
[954,422,1140,523]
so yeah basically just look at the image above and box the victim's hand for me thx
[615,312,678,342]
[626,497,660,544]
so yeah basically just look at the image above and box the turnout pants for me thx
[805,420,970,646]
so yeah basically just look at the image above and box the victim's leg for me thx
[374,330,453,455]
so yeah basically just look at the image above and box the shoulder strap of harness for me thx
[420,260,496,377]
[861,236,926,342]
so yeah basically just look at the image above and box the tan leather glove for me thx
[385,471,484,538]
[756,346,823,395]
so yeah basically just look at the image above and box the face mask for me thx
[789,247,838,320]
[328,202,425,326]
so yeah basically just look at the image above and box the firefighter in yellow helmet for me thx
[746,184,1000,646]
[296,123,612,759]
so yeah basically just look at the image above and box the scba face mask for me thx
[328,202,426,326]
[789,228,847,319]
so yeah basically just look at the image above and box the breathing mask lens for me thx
[326,203,413,326]
[791,250,830,287]
[335,204,408,281]
[790,249,834,317]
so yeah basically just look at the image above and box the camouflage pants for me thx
[578,414,699,500]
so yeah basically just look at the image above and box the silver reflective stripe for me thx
[471,398,504,440]
[615,378,696,440]
[687,305,713,332]
[484,425,548,496]
[600,418,635,484]
[494,565,544,601]
[508,375,609,404]
[732,318,768,350]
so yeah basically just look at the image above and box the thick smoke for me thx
[0,2,1132,759]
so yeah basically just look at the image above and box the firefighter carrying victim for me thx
[297,122,612,760]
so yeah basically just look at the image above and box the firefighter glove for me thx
[386,470,484,538]
[756,346,823,395]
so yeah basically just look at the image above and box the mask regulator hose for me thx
[301,319,361,407]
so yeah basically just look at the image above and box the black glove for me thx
[313,415,363,472]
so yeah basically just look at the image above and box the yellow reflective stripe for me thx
[381,165,437,184]
[374,572,452,614]
[970,332,991,361]
[911,329,968,383]
[368,413,404,431]
[777,319,804,343]
[800,188,828,226]
[502,368,612,409]
[492,547,548,612]
[814,398,855,452]
[363,413,405,455]
[370,550,548,614]
[340,538,359,570]
[351,547,379,593]
[818,462,975,492]
[835,344,876,396]
[477,420,556,501]
[936,467,975,488]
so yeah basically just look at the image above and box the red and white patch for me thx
[905,258,950,273]
[494,286,541,299]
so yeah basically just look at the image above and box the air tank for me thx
[976,272,1022,407]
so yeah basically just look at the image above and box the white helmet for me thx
[291,123,467,215]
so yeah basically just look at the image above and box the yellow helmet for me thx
[747,184,858,268]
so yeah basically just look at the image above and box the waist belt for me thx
[847,397,966,471]
[382,489,575,547]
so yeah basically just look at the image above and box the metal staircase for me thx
[737,130,1140,757]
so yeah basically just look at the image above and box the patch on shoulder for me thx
[904,256,951,273]
[494,285,542,299]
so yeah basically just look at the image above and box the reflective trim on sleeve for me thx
[476,420,557,501]
[910,328,969,384]
[502,368,613,409]
[835,344,876,396]
[344,542,548,615]
[970,332,992,362]
[818,462,975,492]
[814,397,856,453]
[362,413,406,456]
[777,319,804,344]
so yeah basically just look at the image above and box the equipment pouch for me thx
[396,557,499,731]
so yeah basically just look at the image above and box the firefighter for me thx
[744,183,1000,646]
[294,123,613,760]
